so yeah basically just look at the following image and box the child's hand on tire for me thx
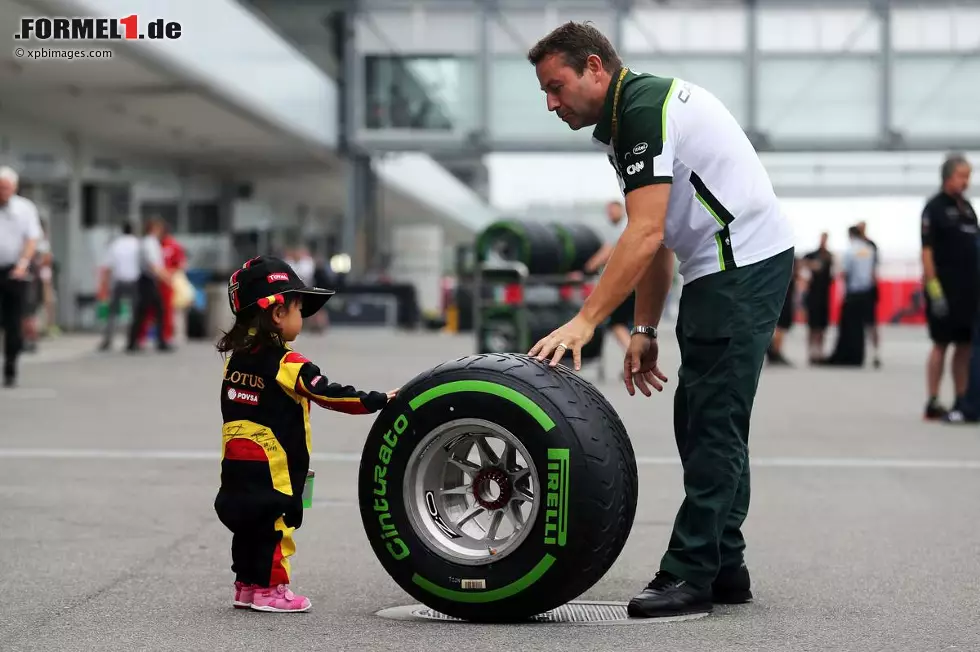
[386,388,399,401]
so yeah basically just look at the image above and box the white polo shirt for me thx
[0,195,43,267]
[103,234,142,283]
[592,70,796,284]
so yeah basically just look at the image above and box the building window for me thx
[188,202,220,234]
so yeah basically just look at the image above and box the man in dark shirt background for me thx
[856,221,881,367]
[920,153,978,420]
[803,232,834,363]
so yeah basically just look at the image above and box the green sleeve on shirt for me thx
[614,76,678,194]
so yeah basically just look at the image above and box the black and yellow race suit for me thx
[213,343,388,588]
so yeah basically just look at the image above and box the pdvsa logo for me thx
[227,387,259,406]
[14,16,182,41]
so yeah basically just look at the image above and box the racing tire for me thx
[358,353,638,622]
[476,220,564,275]
[552,222,603,273]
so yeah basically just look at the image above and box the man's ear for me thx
[586,54,604,78]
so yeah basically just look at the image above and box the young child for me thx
[214,256,396,613]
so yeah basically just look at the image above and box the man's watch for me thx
[630,325,658,339]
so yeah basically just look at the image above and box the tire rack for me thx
[473,260,606,383]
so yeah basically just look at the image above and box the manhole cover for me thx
[375,600,709,625]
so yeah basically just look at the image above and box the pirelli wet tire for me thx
[551,222,603,273]
[358,353,638,622]
[476,219,564,275]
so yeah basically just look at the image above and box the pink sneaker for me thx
[250,584,312,613]
[233,581,256,609]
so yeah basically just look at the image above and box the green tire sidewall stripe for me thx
[551,224,576,273]
[412,554,556,603]
[408,379,556,431]
[406,379,559,601]
[476,221,532,267]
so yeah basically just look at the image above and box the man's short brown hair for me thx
[527,21,622,75]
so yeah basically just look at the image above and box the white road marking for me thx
[0,389,58,399]
[0,448,978,470]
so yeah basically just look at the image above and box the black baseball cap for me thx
[227,256,335,318]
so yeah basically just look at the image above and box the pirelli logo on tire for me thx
[544,448,570,547]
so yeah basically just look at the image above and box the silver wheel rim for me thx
[403,418,541,566]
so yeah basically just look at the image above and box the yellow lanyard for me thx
[610,67,628,147]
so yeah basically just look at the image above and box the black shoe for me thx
[712,564,753,604]
[943,409,980,424]
[3,376,15,388]
[627,571,713,618]
[924,399,948,421]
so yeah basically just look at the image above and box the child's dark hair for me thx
[216,295,302,355]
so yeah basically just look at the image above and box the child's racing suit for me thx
[214,344,388,587]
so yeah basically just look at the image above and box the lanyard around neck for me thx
[610,67,628,147]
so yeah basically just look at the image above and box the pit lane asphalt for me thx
[2,325,978,652]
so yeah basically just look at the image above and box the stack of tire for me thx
[476,219,606,361]
[475,219,604,276]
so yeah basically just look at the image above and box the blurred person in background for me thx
[818,226,877,367]
[98,222,141,351]
[943,287,980,424]
[286,245,316,286]
[159,223,187,345]
[920,153,977,420]
[583,200,633,355]
[20,219,57,351]
[802,232,834,363]
[285,245,324,332]
[944,223,980,425]
[36,220,58,338]
[19,241,40,353]
[856,221,881,367]
[767,256,801,366]
[0,165,42,387]
[311,255,335,333]
[126,218,172,353]
[136,223,186,348]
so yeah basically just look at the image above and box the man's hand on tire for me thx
[624,335,668,397]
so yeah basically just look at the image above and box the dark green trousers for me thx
[659,247,794,588]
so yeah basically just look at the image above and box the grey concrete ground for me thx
[2,324,979,652]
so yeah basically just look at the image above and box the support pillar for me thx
[176,165,190,234]
[362,156,382,273]
[344,154,372,276]
[612,0,627,51]
[477,0,492,147]
[341,0,372,277]
[61,132,82,329]
[877,0,894,144]
[745,0,760,139]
